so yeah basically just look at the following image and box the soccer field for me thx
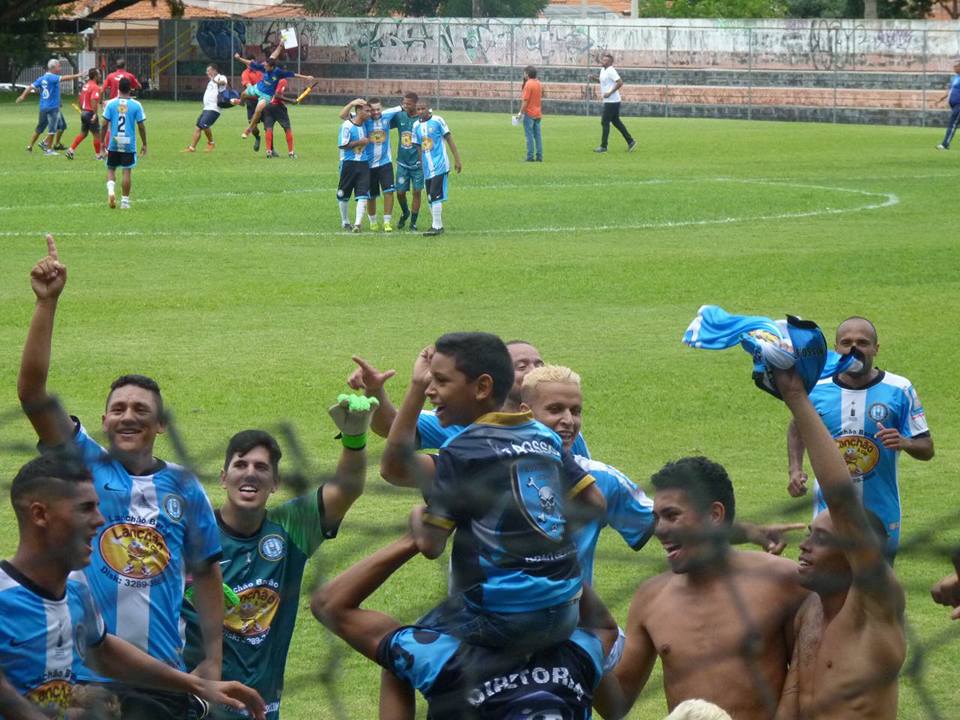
[0,98,958,718]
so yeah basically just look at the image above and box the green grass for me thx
[0,98,958,718]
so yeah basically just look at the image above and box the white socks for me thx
[339,200,349,224]
[431,203,443,229]
[355,202,366,226]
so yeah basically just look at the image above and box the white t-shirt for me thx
[599,66,622,103]
[202,79,220,113]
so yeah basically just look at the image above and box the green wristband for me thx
[341,432,367,450]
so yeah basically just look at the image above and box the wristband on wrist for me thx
[340,432,367,450]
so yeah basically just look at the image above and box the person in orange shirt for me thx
[515,66,542,162]
[240,61,264,151]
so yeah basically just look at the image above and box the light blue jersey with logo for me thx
[365,106,402,168]
[103,96,145,153]
[66,421,221,678]
[412,115,450,179]
[32,73,63,112]
[809,371,929,555]
[572,456,655,584]
[417,409,591,459]
[0,562,106,716]
[338,119,371,166]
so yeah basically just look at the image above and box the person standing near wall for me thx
[589,53,636,154]
[515,66,543,162]
[936,60,960,150]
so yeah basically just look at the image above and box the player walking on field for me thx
[66,68,103,160]
[99,77,146,209]
[412,100,462,237]
[589,53,636,154]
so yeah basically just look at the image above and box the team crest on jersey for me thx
[421,137,434,151]
[868,402,889,423]
[162,493,184,522]
[224,586,280,638]
[512,459,564,541]
[100,523,171,580]
[259,534,286,561]
[370,129,386,143]
[27,679,72,715]
[400,131,413,147]
[836,436,880,478]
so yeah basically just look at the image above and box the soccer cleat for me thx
[409,223,418,232]
[204,142,215,152]
[288,152,297,159]
[120,199,130,210]
[351,225,361,233]
[937,144,948,150]
[44,149,59,156]
[65,148,75,160]
[38,140,48,151]
[593,146,607,153]
[397,212,409,229]
[253,134,261,152]
[53,143,66,151]
[25,145,32,152]
[383,222,393,233]
[183,146,196,153]
[265,150,278,158]
[369,222,381,232]
[423,227,444,236]
[627,140,638,152]
[342,222,353,230]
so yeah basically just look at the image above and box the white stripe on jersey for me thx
[840,388,867,435]
[44,597,73,675]
[115,474,160,652]
[0,568,18,592]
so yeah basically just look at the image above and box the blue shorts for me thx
[396,163,424,192]
[36,108,66,134]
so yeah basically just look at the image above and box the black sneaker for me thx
[397,212,409,229]
[593,146,607,153]
[54,143,66,151]
[253,134,261,152]
[409,224,418,232]
[423,227,444,237]
[627,140,638,152]
[342,222,353,230]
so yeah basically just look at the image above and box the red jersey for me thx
[270,78,288,105]
[79,80,101,112]
[241,67,263,89]
[103,69,141,99]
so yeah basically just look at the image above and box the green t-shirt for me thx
[182,489,336,720]
[395,110,420,168]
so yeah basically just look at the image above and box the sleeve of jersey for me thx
[422,450,460,531]
[339,124,350,148]
[561,450,595,499]
[416,411,451,451]
[568,629,605,689]
[902,385,929,437]
[602,468,655,551]
[438,118,450,135]
[32,77,42,89]
[268,489,331,558]
[50,419,111,470]
[184,479,223,566]
[570,433,590,459]
[375,626,459,694]
[79,583,108,648]
[411,124,422,145]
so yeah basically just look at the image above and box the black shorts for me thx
[245,98,258,121]
[368,163,395,198]
[96,684,189,720]
[106,150,136,169]
[263,104,290,130]
[196,109,220,129]
[337,160,370,200]
[80,110,100,134]
[425,173,448,204]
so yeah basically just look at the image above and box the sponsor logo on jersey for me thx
[370,129,387,143]
[868,402,889,423]
[400,131,413,147]
[259,534,286,561]
[224,586,280,638]
[421,137,434,152]
[27,679,72,714]
[162,494,184,522]
[100,523,171,579]
[836,436,880,478]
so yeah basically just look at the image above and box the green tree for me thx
[638,0,787,17]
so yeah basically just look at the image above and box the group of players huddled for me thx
[17,46,463,235]
[2,232,959,720]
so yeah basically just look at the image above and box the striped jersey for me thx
[364,106,402,168]
[67,421,221,678]
[424,412,594,613]
[338,119,371,166]
[572,456,654,584]
[809,371,929,554]
[412,115,450,179]
[0,561,106,716]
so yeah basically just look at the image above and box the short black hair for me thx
[11,452,92,517]
[107,374,163,415]
[118,76,131,94]
[650,456,736,525]
[404,91,419,102]
[434,332,513,406]
[88,68,99,80]
[208,63,219,73]
[837,316,878,344]
[524,66,537,78]
[367,96,381,105]
[224,429,282,476]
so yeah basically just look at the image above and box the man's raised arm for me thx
[17,234,73,447]
[346,355,398,438]
[379,346,437,488]
[322,393,376,525]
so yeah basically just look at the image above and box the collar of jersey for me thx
[833,368,886,391]
[474,410,534,427]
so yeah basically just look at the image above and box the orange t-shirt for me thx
[522,78,542,119]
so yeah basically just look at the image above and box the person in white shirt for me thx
[589,53,636,153]
[184,64,235,153]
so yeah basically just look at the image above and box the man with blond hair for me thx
[665,699,733,720]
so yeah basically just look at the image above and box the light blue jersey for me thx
[417,409,591,458]
[67,422,221,678]
[0,561,106,715]
[103,96,145,153]
[365,106,401,168]
[338,119,371,166]
[32,73,62,112]
[572,456,655,584]
[809,371,929,555]
[412,115,450,179]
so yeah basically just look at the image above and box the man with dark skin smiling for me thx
[17,234,228,720]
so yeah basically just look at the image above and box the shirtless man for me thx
[596,456,807,720]
[776,366,905,719]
